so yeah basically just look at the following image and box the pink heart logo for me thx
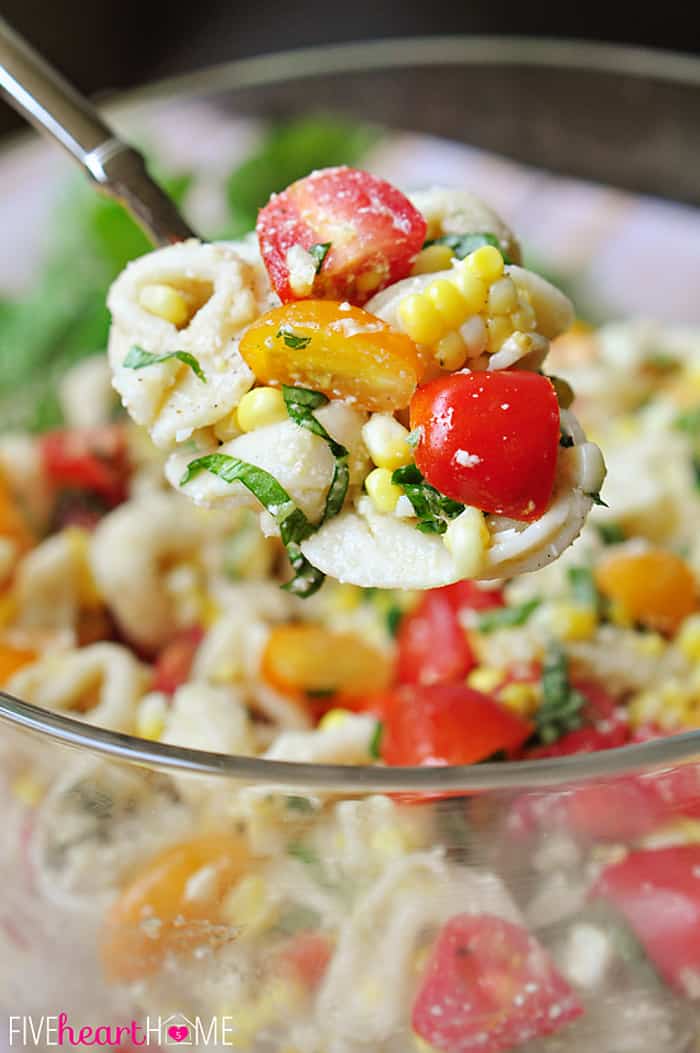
[167,1025,189,1043]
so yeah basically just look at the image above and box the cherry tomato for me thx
[396,589,476,687]
[152,626,204,695]
[40,426,130,508]
[526,716,630,759]
[261,624,392,698]
[412,914,582,1053]
[595,548,696,634]
[256,166,426,305]
[274,931,333,990]
[381,683,532,767]
[440,580,506,614]
[410,371,560,520]
[593,845,700,996]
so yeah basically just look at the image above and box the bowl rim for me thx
[3,35,700,789]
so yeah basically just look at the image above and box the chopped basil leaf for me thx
[282,385,350,524]
[287,841,320,866]
[588,491,609,507]
[386,605,403,637]
[675,406,700,435]
[535,643,587,744]
[424,232,512,265]
[597,522,626,545]
[369,721,383,760]
[285,795,316,813]
[476,598,541,633]
[567,566,600,611]
[180,453,324,597]
[277,327,311,350]
[272,904,322,937]
[124,345,206,382]
[308,242,331,273]
[392,464,464,534]
[559,431,575,448]
[406,427,423,449]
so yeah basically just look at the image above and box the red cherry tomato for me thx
[256,166,426,305]
[381,683,532,767]
[412,914,582,1053]
[152,627,204,695]
[526,716,631,760]
[593,845,700,996]
[275,931,332,990]
[410,371,560,520]
[40,426,130,508]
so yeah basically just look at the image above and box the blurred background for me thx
[1,0,697,137]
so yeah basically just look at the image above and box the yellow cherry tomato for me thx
[261,624,392,697]
[595,549,697,634]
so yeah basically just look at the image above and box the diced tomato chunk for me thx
[410,371,560,520]
[256,166,426,305]
[412,914,582,1053]
[40,426,130,509]
[152,627,204,695]
[275,931,332,990]
[396,591,475,687]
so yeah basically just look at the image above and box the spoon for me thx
[0,15,195,246]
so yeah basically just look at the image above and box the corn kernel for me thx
[452,268,488,314]
[464,244,504,282]
[237,387,288,432]
[370,825,406,861]
[138,283,190,327]
[213,409,242,443]
[397,294,445,345]
[499,682,540,717]
[487,316,513,354]
[608,599,633,629]
[411,244,454,275]
[628,690,662,729]
[488,276,518,315]
[634,632,666,658]
[12,773,43,807]
[551,603,598,642]
[362,413,413,470]
[319,708,352,731]
[329,583,362,612]
[467,666,505,693]
[511,290,537,332]
[221,874,277,938]
[365,468,403,514]
[460,315,488,358]
[356,267,386,295]
[435,331,468,371]
[425,279,470,329]
[136,693,168,740]
[443,507,491,578]
[679,615,700,662]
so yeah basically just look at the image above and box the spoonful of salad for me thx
[107,167,606,596]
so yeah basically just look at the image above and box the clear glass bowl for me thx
[1,37,700,1053]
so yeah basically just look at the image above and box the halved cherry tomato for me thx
[595,548,697,634]
[101,833,250,982]
[412,914,582,1053]
[381,683,532,767]
[40,425,130,509]
[274,931,333,990]
[261,623,392,698]
[593,845,700,996]
[256,166,426,305]
[152,626,204,695]
[239,300,425,412]
[410,371,560,520]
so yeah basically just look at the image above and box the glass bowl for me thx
[1,37,700,1053]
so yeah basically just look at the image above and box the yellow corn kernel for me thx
[221,874,277,939]
[628,690,662,729]
[213,409,241,443]
[397,294,445,346]
[500,682,540,717]
[488,276,518,315]
[138,283,190,327]
[362,413,413,471]
[551,603,598,642]
[365,468,403,514]
[411,244,454,275]
[370,825,407,861]
[467,666,505,693]
[452,268,488,314]
[678,614,700,662]
[319,708,352,731]
[435,331,468,371]
[329,583,362,612]
[510,290,537,332]
[443,507,491,578]
[464,244,504,283]
[608,599,634,629]
[136,693,168,740]
[12,773,43,807]
[486,315,513,354]
[634,632,666,658]
[425,279,470,329]
[222,979,302,1050]
[237,387,288,433]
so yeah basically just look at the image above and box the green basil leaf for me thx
[567,566,599,610]
[424,232,512,265]
[369,721,383,760]
[309,242,331,273]
[285,796,316,813]
[180,453,324,597]
[124,345,206,382]
[283,385,350,524]
[535,643,587,744]
[596,522,626,545]
[392,464,465,535]
[476,598,541,633]
[277,327,311,350]
[675,406,700,435]
[386,605,403,637]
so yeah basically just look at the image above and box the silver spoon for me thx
[0,15,196,246]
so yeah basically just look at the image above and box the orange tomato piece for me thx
[0,642,36,684]
[101,834,250,982]
[261,624,392,698]
[595,549,696,634]
[239,300,425,412]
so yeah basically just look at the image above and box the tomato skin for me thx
[256,166,426,305]
[412,914,582,1053]
[526,716,630,760]
[593,845,700,995]
[40,426,130,509]
[410,371,560,520]
[381,684,532,767]
[396,591,476,687]
[152,627,204,695]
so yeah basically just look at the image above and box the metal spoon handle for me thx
[0,16,196,246]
